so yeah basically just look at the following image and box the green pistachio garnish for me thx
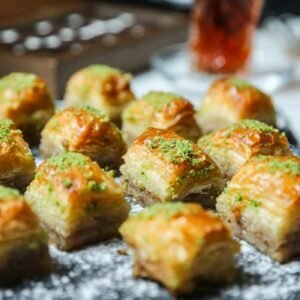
[132,202,193,220]
[88,181,107,192]
[0,186,20,199]
[0,73,38,93]
[0,119,14,142]
[229,77,251,89]
[62,178,73,188]
[141,92,183,111]
[224,119,279,138]
[46,152,90,172]
[268,159,300,176]
[75,105,109,122]
[145,137,203,166]
[86,64,121,76]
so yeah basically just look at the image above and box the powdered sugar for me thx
[1,202,300,300]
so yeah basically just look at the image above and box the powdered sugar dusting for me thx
[2,206,300,300]
[1,143,300,299]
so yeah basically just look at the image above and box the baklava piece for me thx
[216,155,300,262]
[25,152,129,251]
[121,127,225,207]
[122,92,202,144]
[120,202,239,295]
[197,77,276,134]
[40,105,127,169]
[65,65,135,125]
[198,119,291,179]
[0,72,54,145]
[0,119,35,192]
[0,186,51,284]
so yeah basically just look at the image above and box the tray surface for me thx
[1,115,300,300]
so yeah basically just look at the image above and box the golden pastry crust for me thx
[197,77,276,134]
[0,186,51,284]
[120,202,239,295]
[122,92,202,144]
[216,155,300,262]
[0,119,36,192]
[25,152,130,251]
[64,65,135,125]
[198,120,291,179]
[0,72,54,145]
[40,105,127,169]
[121,128,225,208]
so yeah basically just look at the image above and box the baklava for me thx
[198,119,291,179]
[0,185,51,284]
[0,72,54,145]
[121,127,225,207]
[25,152,130,251]
[0,119,36,191]
[64,64,135,125]
[40,105,127,169]
[197,77,276,134]
[122,91,202,144]
[216,155,300,262]
[120,202,239,295]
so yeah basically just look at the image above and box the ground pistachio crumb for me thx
[0,72,38,93]
[88,181,108,192]
[229,77,251,89]
[133,202,193,220]
[224,119,279,138]
[86,64,121,76]
[0,119,14,142]
[146,136,202,166]
[0,186,20,199]
[141,91,183,111]
[46,152,90,172]
[75,105,109,121]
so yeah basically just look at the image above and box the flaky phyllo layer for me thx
[122,92,201,143]
[198,120,291,179]
[217,155,300,262]
[197,77,276,134]
[121,128,224,206]
[120,202,239,295]
[25,152,129,251]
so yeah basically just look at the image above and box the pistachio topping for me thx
[224,119,280,138]
[141,92,183,111]
[0,72,38,92]
[86,65,121,76]
[0,119,14,142]
[75,105,109,121]
[46,152,90,172]
[267,159,300,176]
[132,202,195,220]
[88,181,107,192]
[145,137,203,166]
[0,186,21,199]
[229,77,251,89]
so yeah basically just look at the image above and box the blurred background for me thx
[0,0,299,98]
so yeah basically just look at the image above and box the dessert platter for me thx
[0,65,300,300]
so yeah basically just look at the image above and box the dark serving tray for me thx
[0,116,299,300]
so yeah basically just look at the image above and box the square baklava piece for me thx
[198,119,291,179]
[120,202,239,295]
[64,64,135,125]
[0,72,54,145]
[121,128,225,207]
[0,186,51,284]
[197,77,276,134]
[25,152,130,251]
[0,119,36,191]
[217,155,300,262]
[40,105,127,169]
[122,91,202,144]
